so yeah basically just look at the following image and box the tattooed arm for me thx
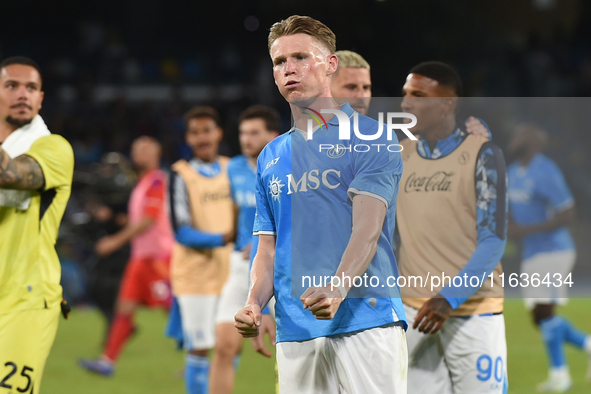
[0,145,45,190]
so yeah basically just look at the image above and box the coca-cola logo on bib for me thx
[202,189,232,203]
[404,171,454,193]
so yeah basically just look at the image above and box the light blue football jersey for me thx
[508,153,575,260]
[253,103,406,343]
[228,155,257,251]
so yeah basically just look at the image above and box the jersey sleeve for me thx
[227,159,238,201]
[143,177,165,219]
[168,170,192,232]
[25,134,74,192]
[439,143,508,309]
[253,154,276,235]
[475,144,508,240]
[536,160,574,211]
[347,130,403,208]
[175,225,224,249]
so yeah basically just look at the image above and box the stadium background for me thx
[2,0,591,392]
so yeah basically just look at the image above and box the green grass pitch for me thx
[42,299,590,393]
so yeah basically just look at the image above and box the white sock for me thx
[98,357,114,366]
[585,336,591,354]
[549,365,570,380]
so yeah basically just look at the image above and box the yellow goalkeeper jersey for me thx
[0,134,74,314]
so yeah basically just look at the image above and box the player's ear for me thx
[442,97,456,113]
[38,90,45,111]
[327,54,338,76]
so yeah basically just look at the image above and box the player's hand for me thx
[508,223,530,239]
[250,314,276,358]
[241,242,252,260]
[465,116,490,139]
[413,297,452,335]
[222,231,236,245]
[234,304,262,338]
[95,235,120,257]
[301,286,344,320]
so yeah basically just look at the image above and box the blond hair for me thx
[268,15,336,54]
[335,50,370,71]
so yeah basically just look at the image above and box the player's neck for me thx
[247,155,257,168]
[137,165,157,178]
[0,121,18,143]
[518,151,537,167]
[291,95,340,133]
[195,154,217,163]
[422,118,456,151]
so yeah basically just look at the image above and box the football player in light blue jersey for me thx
[210,106,279,394]
[234,15,407,394]
[507,123,591,392]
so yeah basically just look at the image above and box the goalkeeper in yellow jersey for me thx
[0,56,74,394]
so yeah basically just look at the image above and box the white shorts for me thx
[216,251,250,324]
[177,294,218,351]
[266,296,276,319]
[521,250,576,309]
[405,304,508,394]
[276,324,407,394]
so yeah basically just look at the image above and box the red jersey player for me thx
[79,136,174,375]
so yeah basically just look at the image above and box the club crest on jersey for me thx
[268,175,285,201]
[326,144,347,159]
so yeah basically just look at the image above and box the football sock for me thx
[557,315,587,349]
[539,316,567,368]
[585,336,591,354]
[548,365,570,381]
[233,355,241,370]
[103,314,135,362]
[185,354,209,394]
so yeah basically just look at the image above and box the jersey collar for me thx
[327,102,355,126]
[417,127,466,159]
